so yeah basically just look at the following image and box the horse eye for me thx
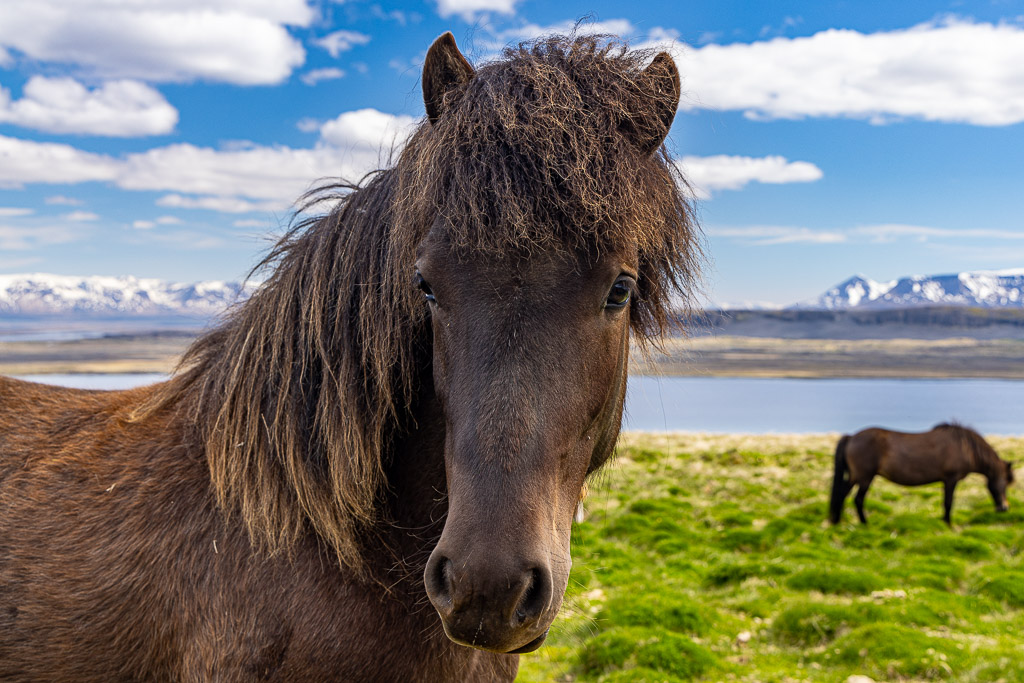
[605,278,633,309]
[414,272,435,302]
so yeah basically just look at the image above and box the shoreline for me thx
[9,364,1024,380]
[4,333,1024,379]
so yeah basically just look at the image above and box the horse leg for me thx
[829,435,854,524]
[943,479,958,526]
[832,479,854,524]
[854,478,873,524]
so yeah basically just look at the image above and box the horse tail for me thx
[830,435,851,524]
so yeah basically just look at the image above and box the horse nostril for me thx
[514,566,552,625]
[425,555,455,614]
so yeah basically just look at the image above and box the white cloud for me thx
[371,7,419,25]
[127,111,414,209]
[233,218,267,227]
[132,230,227,250]
[128,216,185,229]
[0,124,816,216]
[0,77,178,136]
[387,57,413,74]
[709,225,846,245]
[658,18,1024,126]
[437,0,518,22]
[0,223,81,250]
[852,224,1024,242]
[0,207,33,217]
[758,16,803,39]
[120,144,344,205]
[0,134,121,188]
[4,110,821,225]
[712,222,1024,247]
[479,19,639,54]
[156,194,287,214]
[296,117,322,133]
[678,155,823,198]
[44,195,84,206]
[64,211,100,221]
[314,30,371,58]
[301,68,346,86]
[0,0,310,85]
[318,109,417,151]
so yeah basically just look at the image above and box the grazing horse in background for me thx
[0,33,700,681]
[830,423,1014,526]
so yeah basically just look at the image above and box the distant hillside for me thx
[796,270,1024,310]
[694,306,1024,340]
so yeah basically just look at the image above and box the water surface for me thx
[14,373,167,391]
[625,375,1024,435]
[13,373,1024,435]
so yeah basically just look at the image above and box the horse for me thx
[830,423,1014,526]
[0,33,700,681]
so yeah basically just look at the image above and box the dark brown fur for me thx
[830,423,1014,525]
[0,33,699,680]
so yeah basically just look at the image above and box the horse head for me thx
[989,459,1014,512]
[410,33,690,653]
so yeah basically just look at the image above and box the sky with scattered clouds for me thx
[1,0,1023,306]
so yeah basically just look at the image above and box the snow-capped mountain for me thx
[796,270,1024,310]
[0,273,254,318]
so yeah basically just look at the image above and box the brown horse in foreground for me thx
[0,33,700,681]
[830,423,1014,526]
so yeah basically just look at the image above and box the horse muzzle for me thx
[424,551,558,653]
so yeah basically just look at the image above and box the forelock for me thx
[392,33,702,338]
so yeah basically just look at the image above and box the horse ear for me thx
[422,32,475,125]
[621,52,681,156]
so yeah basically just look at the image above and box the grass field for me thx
[518,433,1024,682]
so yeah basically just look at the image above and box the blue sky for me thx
[1,0,1023,306]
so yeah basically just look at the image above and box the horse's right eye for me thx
[605,276,634,309]
[414,272,435,302]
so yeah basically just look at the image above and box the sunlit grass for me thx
[517,432,1024,682]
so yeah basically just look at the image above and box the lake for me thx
[14,373,168,391]
[625,375,1024,435]
[13,373,1024,436]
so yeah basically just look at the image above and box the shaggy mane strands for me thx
[394,34,700,337]
[142,34,700,571]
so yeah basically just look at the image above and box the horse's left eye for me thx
[414,272,435,302]
[605,278,633,309]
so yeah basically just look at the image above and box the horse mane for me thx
[140,34,700,571]
[935,422,1000,473]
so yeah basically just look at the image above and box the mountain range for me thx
[0,273,253,319]
[3,270,1024,323]
[796,270,1024,310]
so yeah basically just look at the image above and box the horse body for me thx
[0,33,698,679]
[0,376,513,681]
[830,424,1014,525]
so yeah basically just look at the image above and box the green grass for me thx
[517,433,1024,682]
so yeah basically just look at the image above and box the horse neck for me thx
[965,434,997,477]
[979,452,1001,479]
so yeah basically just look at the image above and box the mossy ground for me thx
[517,432,1024,682]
